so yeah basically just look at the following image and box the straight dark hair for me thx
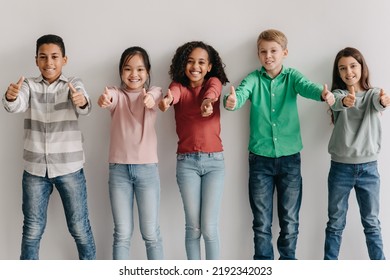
[36,34,66,57]
[119,46,151,89]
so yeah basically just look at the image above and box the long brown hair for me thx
[329,47,372,124]
[331,47,371,91]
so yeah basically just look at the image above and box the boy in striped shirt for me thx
[3,34,96,259]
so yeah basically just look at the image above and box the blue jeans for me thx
[248,152,302,260]
[176,152,225,260]
[324,161,385,260]
[109,163,163,260]
[21,169,96,260]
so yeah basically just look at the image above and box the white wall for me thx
[1,0,389,260]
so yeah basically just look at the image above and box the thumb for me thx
[16,76,25,88]
[204,98,217,106]
[380,88,385,97]
[167,89,173,99]
[350,86,355,96]
[142,88,147,97]
[104,87,110,96]
[68,82,77,94]
[230,86,236,97]
[323,84,328,93]
[104,87,112,98]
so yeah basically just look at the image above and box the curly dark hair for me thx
[169,41,229,87]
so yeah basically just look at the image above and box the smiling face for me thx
[257,40,288,78]
[36,43,67,84]
[185,47,212,87]
[337,56,363,92]
[121,54,148,91]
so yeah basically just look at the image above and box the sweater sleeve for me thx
[169,82,182,105]
[203,77,222,100]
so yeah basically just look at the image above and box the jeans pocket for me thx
[177,154,186,161]
[212,152,224,161]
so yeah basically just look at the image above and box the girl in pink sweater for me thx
[98,47,163,260]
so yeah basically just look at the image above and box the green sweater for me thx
[224,66,323,158]
[329,88,386,164]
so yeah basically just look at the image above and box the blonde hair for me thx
[257,29,288,51]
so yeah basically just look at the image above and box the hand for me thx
[321,84,335,106]
[379,88,390,107]
[6,76,24,101]
[201,98,218,117]
[69,83,88,108]
[97,87,112,108]
[343,86,356,107]
[225,86,236,110]
[143,88,155,109]
[158,89,173,112]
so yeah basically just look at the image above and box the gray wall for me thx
[1,0,389,259]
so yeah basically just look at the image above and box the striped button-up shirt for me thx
[2,74,91,178]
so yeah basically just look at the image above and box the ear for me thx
[35,56,38,67]
[207,63,212,72]
[63,56,68,65]
[283,48,289,58]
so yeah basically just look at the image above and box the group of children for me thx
[2,30,388,260]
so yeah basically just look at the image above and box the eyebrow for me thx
[38,52,61,56]
[338,62,358,67]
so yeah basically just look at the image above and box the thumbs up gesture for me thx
[158,89,173,112]
[69,83,88,108]
[321,84,335,106]
[343,86,356,108]
[225,86,237,110]
[201,98,218,117]
[143,88,155,109]
[379,89,390,107]
[6,76,24,101]
[97,87,112,108]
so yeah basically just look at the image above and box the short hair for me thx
[257,29,288,50]
[36,34,66,57]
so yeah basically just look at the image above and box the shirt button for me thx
[274,138,278,141]
[272,109,275,112]
[273,123,276,126]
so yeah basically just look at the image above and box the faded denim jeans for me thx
[109,163,163,260]
[176,152,224,260]
[21,169,96,260]
[324,160,385,260]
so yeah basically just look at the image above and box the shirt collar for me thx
[34,74,68,84]
[259,66,287,79]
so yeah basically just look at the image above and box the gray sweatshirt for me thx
[328,88,386,164]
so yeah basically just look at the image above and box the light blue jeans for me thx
[176,152,225,260]
[248,152,302,260]
[21,169,96,260]
[324,160,385,260]
[109,163,163,260]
